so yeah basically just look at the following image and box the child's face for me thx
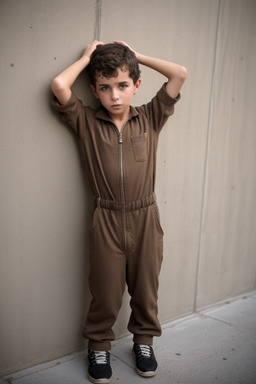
[90,67,141,120]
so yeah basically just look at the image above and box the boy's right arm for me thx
[51,40,103,105]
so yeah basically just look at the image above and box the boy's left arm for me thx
[115,41,187,98]
[137,54,187,99]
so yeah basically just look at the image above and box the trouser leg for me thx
[83,208,126,351]
[126,202,164,345]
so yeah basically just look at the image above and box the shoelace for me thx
[91,351,108,365]
[137,345,152,358]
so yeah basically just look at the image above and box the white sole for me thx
[136,367,158,377]
[88,373,112,384]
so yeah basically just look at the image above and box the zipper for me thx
[118,130,126,249]
[117,120,129,203]
[118,131,124,200]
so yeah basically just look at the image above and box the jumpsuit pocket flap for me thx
[131,133,147,162]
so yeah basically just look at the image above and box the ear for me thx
[133,78,141,95]
[90,84,99,99]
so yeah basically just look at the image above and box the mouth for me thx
[111,104,121,109]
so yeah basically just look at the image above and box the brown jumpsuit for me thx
[52,84,180,351]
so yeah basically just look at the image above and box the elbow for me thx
[180,66,188,83]
[51,76,65,95]
[51,76,59,95]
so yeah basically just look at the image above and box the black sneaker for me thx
[88,350,112,384]
[133,344,158,377]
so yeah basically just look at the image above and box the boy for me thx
[51,40,187,384]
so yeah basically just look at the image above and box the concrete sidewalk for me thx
[1,292,256,384]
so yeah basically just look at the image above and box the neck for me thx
[109,109,130,132]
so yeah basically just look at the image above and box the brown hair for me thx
[88,43,141,86]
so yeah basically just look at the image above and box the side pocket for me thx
[151,203,164,236]
[131,133,147,162]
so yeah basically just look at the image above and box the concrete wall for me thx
[1,0,256,376]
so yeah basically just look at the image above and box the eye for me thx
[119,83,128,89]
[100,86,109,92]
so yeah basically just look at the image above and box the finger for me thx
[114,40,126,45]
[94,40,104,45]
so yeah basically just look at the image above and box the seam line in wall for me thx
[94,0,102,41]
[193,0,222,311]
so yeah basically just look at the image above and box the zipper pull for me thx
[119,132,123,144]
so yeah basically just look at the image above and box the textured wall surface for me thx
[0,0,256,376]
[195,0,256,308]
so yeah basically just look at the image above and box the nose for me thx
[111,88,119,101]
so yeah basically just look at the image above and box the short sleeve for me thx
[51,91,86,139]
[136,83,181,133]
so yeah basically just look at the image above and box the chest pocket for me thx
[131,133,147,162]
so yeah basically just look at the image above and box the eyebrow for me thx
[98,81,130,87]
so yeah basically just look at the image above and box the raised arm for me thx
[114,41,187,99]
[51,40,104,105]
[135,53,187,98]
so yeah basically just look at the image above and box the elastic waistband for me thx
[93,193,156,211]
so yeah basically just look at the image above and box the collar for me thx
[95,105,139,122]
